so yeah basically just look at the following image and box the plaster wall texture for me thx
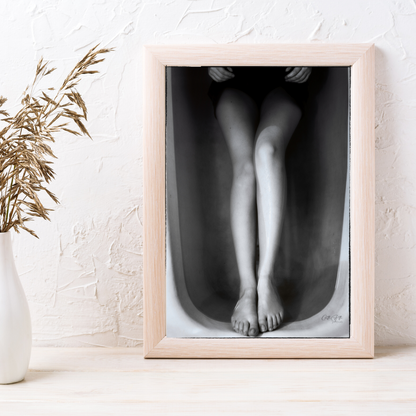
[0,0,414,346]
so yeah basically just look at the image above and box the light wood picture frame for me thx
[143,44,374,359]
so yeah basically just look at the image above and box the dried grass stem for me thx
[0,45,112,237]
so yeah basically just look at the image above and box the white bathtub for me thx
[166,67,350,338]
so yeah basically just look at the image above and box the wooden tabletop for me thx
[1,346,416,415]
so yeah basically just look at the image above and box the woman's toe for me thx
[258,318,267,333]
[242,322,249,336]
[271,315,278,330]
[248,322,259,337]
[267,315,273,331]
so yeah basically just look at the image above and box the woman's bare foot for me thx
[231,288,259,337]
[257,277,284,332]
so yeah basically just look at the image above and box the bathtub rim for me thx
[143,43,374,359]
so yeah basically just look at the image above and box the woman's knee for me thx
[233,160,256,187]
[255,133,286,163]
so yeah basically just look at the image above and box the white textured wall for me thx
[0,0,415,346]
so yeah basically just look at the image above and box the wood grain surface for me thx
[145,44,373,66]
[0,347,415,415]
[143,46,166,357]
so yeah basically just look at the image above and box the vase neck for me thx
[0,232,14,265]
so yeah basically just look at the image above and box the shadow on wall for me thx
[169,66,349,324]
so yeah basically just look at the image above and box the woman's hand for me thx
[208,67,234,82]
[285,67,311,83]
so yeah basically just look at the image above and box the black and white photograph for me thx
[166,64,350,338]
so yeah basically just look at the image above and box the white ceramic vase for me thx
[0,232,32,384]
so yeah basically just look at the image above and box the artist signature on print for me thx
[321,314,343,323]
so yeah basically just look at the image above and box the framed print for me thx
[143,44,374,358]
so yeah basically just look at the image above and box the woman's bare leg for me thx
[216,88,259,337]
[255,87,302,332]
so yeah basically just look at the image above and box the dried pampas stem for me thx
[0,45,112,237]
